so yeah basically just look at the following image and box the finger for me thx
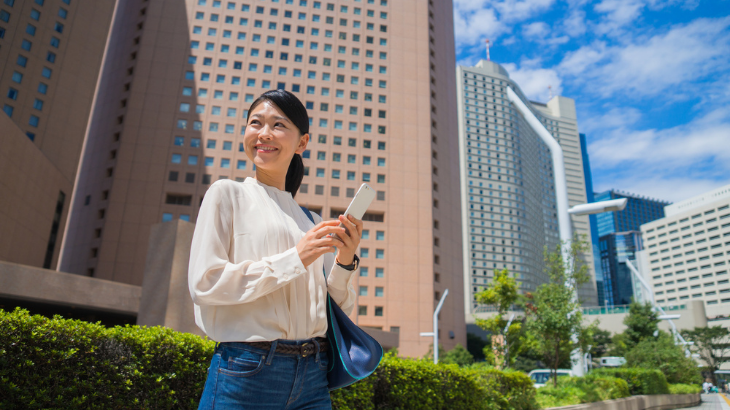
[338,215,357,238]
[315,236,344,248]
[311,220,340,231]
[349,216,364,236]
[313,226,347,239]
[335,224,355,248]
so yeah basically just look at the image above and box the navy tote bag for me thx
[300,207,384,390]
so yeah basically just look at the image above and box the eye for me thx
[275,122,287,128]
[249,119,261,125]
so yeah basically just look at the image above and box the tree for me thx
[440,344,475,367]
[623,302,659,347]
[589,328,612,359]
[681,326,730,384]
[525,238,591,387]
[626,331,702,385]
[474,268,526,369]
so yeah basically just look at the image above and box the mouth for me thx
[255,144,278,153]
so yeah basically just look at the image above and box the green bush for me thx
[1,308,537,410]
[668,384,702,394]
[625,333,702,385]
[0,307,214,409]
[594,368,670,395]
[535,375,630,408]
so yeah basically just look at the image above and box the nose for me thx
[258,123,274,140]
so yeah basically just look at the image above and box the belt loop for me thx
[214,341,220,352]
[265,340,278,366]
[312,338,321,362]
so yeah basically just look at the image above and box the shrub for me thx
[1,308,538,410]
[535,375,629,408]
[594,368,670,395]
[625,333,702,385]
[0,307,214,409]
[668,384,702,394]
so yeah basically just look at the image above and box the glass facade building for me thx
[594,190,670,306]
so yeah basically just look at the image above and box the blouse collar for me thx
[244,177,293,198]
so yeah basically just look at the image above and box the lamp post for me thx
[506,87,629,376]
[420,289,449,364]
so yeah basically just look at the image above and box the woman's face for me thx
[243,101,309,174]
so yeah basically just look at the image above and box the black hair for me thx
[247,89,309,197]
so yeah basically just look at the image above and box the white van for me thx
[528,369,574,388]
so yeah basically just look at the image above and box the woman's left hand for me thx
[335,214,363,266]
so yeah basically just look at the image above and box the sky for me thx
[453,0,730,203]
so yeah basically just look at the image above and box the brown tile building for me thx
[58,0,465,357]
[0,0,115,269]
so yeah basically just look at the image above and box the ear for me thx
[295,133,310,154]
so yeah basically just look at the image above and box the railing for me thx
[582,304,688,315]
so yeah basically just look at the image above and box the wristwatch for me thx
[336,254,359,271]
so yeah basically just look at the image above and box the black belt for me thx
[242,338,328,357]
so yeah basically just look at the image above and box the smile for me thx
[255,145,278,152]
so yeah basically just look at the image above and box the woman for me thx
[188,90,362,409]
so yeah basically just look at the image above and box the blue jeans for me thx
[198,340,331,410]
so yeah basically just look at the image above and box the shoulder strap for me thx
[300,205,315,224]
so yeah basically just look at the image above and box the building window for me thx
[374,306,383,316]
[358,306,367,315]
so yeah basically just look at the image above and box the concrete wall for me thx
[544,394,701,410]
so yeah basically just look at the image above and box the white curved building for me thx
[456,60,597,318]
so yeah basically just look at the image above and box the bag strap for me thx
[300,206,327,280]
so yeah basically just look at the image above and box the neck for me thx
[254,168,287,191]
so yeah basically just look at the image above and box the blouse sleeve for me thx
[188,181,308,306]
[311,212,358,316]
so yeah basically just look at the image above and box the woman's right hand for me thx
[296,220,347,267]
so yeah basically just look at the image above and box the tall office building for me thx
[0,0,115,269]
[593,190,670,306]
[641,184,730,318]
[59,0,464,357]
[457,60,597,318]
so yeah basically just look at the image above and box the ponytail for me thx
[286,153,304,197]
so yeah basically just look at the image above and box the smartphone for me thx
[331,183,375,240]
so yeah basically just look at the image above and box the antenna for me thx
[548,85,553,99]
[485,39,491,61]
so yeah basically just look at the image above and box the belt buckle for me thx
[301,342,312,357]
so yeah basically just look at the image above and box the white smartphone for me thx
[332,183,375,240]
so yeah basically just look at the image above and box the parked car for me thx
[528,369,574,388]
[599,356,626,367]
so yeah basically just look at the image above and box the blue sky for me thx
[453,0,730,203]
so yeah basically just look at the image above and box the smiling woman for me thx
[189,90,364,410]
[243,90,310,197]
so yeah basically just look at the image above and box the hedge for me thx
[1,308,537,410]
[593,368,670,395]
[535,375,630,408]
[668,384,702,394]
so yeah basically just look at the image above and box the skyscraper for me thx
[59,0,465,357]
[457,60,597,319]
[0,0,115,269]
[594,189,670,306]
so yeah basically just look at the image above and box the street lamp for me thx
[420,289,449,364]
[568,198,628,216]
[506,88,629,377]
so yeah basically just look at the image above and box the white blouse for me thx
[188,177,357,342]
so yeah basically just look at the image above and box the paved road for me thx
[685,394,730,410]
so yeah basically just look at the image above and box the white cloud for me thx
[453,6,507,47]
[587,105,730,202]
[503,63,563,102]
[558,17,730,99]
[593,0,646,35]
[562,9,587,37]
[579,106,642,134]
[523,21,550,37]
